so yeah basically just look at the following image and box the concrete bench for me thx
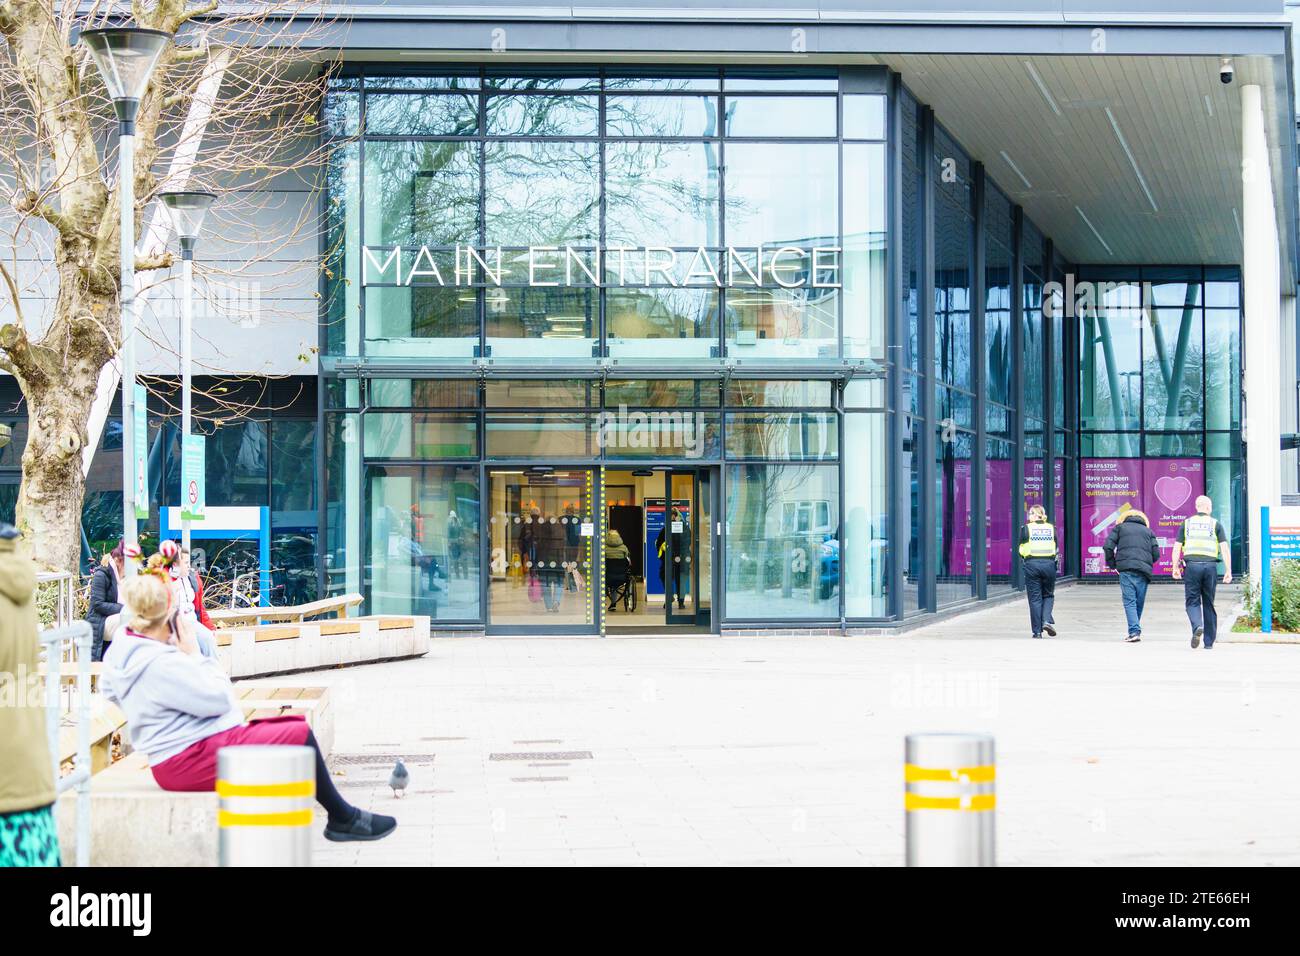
[57,683,333,867]
[216,615,430,679]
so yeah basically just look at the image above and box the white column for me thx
[1241,84,1283,576]
[1282,295,1298,496]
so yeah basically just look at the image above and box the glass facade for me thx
[1076,265,1244,574]
[315,64,1245,630]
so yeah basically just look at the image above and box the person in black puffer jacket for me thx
[86,541,125,661]
[1102,510,1161,643]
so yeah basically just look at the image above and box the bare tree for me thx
[0,0,335,571]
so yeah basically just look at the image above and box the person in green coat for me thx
[0,523,59,867]
[604,529,630,563]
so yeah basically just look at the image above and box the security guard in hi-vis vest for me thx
[1172,495,1231,650]
[1018,505,1059,639]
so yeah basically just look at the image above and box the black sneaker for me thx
[1123,634,1141,643]
[1191,626,1203,649]
[1043,622,1057,637]
[324,809,397,843]
[1032,632,1042,639]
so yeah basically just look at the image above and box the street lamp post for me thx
[80,26,172,576]
[159,191,216,554]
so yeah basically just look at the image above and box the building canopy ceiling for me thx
[874,53,1292,281]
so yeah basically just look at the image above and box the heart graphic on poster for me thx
[1153,475,1193,512]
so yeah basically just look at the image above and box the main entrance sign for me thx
[362,244,842,289]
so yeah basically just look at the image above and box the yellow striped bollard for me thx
[217,745,314,866]
[904,733,995,866]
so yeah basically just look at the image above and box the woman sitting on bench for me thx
[102,571,396,843]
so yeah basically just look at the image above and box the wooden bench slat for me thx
[210,593,363,629]
[252,626,300,642]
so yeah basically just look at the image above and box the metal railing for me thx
[36,568,79,636]
[37,571,94,867]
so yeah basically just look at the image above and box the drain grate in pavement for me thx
[511,776,568,783]
[490,751,591,762]
[331,753,436,766]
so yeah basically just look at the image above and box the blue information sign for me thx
[643,497,690,600]
[1260,506,1300,633]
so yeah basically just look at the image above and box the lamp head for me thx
[79,27,172,129]
[159,191,216,254]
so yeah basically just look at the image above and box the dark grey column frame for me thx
[887,70,906,622]
[1043,238,1057,537]
[920,105,937,613]
[971,162,987,600]
[1011,204,1025,591]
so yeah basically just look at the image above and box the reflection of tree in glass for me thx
[486,141,600,246]
[606,141,720,248]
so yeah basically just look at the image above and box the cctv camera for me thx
[1220,58,1234,85]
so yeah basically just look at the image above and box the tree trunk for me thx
[14,385,96,573]
[10,262,117,574]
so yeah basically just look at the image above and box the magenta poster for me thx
[1081,458,1203,576]
[1024,458,1065,573]
[943,459,1016,576]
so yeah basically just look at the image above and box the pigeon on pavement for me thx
[388,759,410,798]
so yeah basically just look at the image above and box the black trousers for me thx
[1183,561,1219,647]
[1023,558,1056,636]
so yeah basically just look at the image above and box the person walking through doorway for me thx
[1018,505,1058,639]
[1172,495,1231,650]
[524,507,566,613]
[655,507,691,611]
[1103,509,1161,643]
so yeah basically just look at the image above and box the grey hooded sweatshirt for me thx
[102,631,244,764]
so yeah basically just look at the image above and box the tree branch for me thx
[136,251,176,272]
[0,259,24,326]
[0,321,38,379]
[15,192,97,242]
[174,1,220,30]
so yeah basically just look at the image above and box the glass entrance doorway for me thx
[603,467,716,631]
[487,468,596,632]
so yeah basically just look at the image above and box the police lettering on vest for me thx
[1182,514,1220,559]
[1019,522,1057,559]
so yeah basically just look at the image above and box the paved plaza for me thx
[293,583,1300,866]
